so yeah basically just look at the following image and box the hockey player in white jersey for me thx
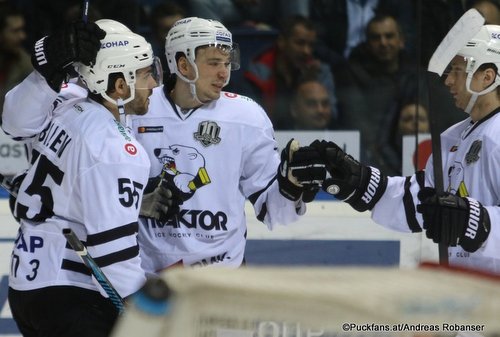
[2,20,162,336]
[311,25,500,274]
[2,17,325,273]
[130,17,325,271]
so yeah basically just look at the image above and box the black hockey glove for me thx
[416,188,490,253]
[311,140,387,212]
[277,139,326,202]
[8,172,26,224]
[32,21,106,91]
[140,177,181,222]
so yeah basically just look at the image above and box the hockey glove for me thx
[416,188,490,253]
[32,21,106,91]
[8,172,27,224]
[311,140,387,212]
[277,139,326,202]
[140,177,181,222]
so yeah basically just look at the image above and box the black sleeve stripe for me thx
[61,259,91,276]
[416,170,426,189]
[248,176,277,205]
[93,244,140,268]
[256,202,267,222]
[403,176,422,233]
[62,244,140,276]
[86,222,139,246]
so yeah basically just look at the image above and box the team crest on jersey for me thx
[193,121,221,147]
[154,144,211,201]
[465,140,481,164]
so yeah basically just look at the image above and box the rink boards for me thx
[0,197,438,336]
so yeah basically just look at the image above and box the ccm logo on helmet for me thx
[101,40,130,49]
[491,32,500,39]
[107,64,125,69]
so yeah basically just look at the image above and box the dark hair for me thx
[365,13,403,38]
[87,72,125,103]
[278,15,315,38]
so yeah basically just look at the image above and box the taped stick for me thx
[63,228,125,314]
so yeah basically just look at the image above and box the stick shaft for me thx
[63,228,125,313]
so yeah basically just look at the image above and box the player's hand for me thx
[416,188,490,252]
[31,21,106,92]
[277,139,326,202]
[311,139,387,212]
[140,177,181,222]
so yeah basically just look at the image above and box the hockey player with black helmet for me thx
[2,19,162,336]
[309,18,500,273]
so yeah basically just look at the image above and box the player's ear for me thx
[483,67,496,88]
[178,56,190,76]
[113,77,128,96]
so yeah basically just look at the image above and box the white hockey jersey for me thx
[372,109,500,273]
[131,86,304,272]
[2,72,149,297]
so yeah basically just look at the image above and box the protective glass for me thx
[135,56,163,89]
[203,43,241,71]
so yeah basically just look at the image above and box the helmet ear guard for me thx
[74,19,162,106]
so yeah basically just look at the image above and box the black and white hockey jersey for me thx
[2,72,149,297]
[131,86,304,271]
[372,109,500,273]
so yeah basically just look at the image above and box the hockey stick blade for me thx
[63,228,125,314]
[428,8,484,75]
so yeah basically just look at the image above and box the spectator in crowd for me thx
[0,3,31,122]
[310,0,381,60]
[397,102,429,136]
[471,0,500,24]
[188,0,308,30]
[290,77,335,130]
[240,15,338,130]
[149,2,186,71]
[336,13,419,169]
[378,100,430,175]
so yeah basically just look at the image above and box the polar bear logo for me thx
[154,145,211,199]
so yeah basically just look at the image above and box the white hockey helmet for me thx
[75,19,162,106]
[457,24,500,99]
[165,17,240,84]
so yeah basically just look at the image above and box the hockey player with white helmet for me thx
[310,21,500,273]
[2,17,325,273]
[2,19,162,336]
[131,17,325,271]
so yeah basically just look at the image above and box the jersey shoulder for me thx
[58,100,147,165]
[211,91,272,128]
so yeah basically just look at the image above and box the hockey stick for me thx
[0,172,17,198]
[82,0,90,22]
[63,228,125,314]
[426,8,484,265]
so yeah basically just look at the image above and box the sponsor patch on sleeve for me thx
[137,126,164,133]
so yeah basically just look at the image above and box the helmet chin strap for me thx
[175,60,205,107]
[117,97,127,127]
[464,73,499,114]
